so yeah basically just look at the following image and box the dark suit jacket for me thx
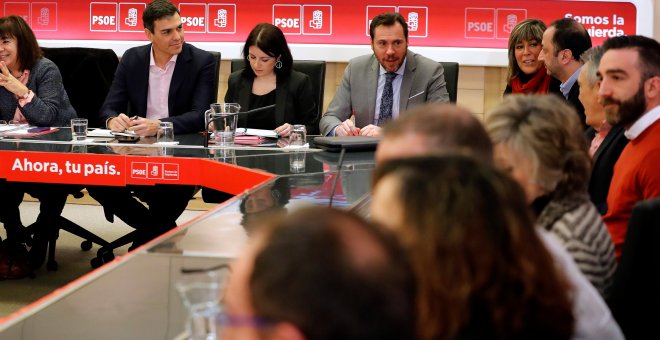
[100,43,215,134]
[567,82,588,130]
[225,70,319,135]
[588,125,629,215]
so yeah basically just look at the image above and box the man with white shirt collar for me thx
[598,35,660,260]
[88,0,216,248]
[319,12,449,137]
[101,0,215,135]
[539,17,592,129]
[578,46,629,215]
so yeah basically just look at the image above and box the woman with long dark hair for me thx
[225,23,318,136]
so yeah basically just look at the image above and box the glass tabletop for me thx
[0,127,376,339]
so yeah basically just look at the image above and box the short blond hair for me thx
[485,94,591,198]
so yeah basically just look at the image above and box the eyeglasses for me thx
[0,120,22,126]
[216,312,272,328]
[0,120,27,133]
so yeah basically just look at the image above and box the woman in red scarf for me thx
[504,19,561,95]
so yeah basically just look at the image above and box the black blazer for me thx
[225,70,319,135]
[588,125,629,215]
[566,82,588,130]
[100,43,216,134]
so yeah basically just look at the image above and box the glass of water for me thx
[289,124,306,146]
[176,270,224,340]
[157,121,175,143]
[71,118,88,141]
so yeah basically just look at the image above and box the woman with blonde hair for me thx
[486,94,616,296]
[504,19,561,95]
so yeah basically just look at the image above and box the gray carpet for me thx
[0,201,202,318]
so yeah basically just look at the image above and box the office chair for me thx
[439,62,459,103]
[230,59,327,119]
[209,51,222,101]
[30,47,120,270]
[607,197,660,339]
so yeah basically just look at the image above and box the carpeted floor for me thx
[0,193,211,318]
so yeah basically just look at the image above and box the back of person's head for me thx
[486,94,591,199]
[369,12,408,41]
[242,23,293,78]
[507,18,547,82]
[601,35,660,81]
[549,18,592,61]
[250,207,416,340]
[143,0,179,33]
[0,15,42,70]
[371,155,574,339]
[377,103,493,164]
[580,45,604,88]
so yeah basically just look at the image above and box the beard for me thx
[603,83,647,127]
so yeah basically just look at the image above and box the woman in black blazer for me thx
[225,23,319,136]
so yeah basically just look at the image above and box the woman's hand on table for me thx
[274,123,292,137]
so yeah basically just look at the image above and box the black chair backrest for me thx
[41,47,119,128]
[208,51,222,101]
[439,61,459,103]
[607,197,660,339]
[230,59,326,117]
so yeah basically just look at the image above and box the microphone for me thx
[238,104,276,115]
[328,147,346,208]
[239,104,276,130]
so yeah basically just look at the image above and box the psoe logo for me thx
[131,162,148,178]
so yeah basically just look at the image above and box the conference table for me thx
[0,128,375,339]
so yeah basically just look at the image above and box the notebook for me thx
[313,136,381,152]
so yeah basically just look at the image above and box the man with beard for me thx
[598,35,660,260]
[319,12,449,137]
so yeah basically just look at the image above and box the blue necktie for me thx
[378,72,396,126]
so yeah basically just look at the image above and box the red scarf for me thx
[510,65,552,94]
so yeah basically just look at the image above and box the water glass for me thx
[71,118,88,141]
[211,148,236,164]
[176,270,224,340]
[289,151,306,173]
[289,124,307,146]
[157,122,175,143]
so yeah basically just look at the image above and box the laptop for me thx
[312,136,381,152]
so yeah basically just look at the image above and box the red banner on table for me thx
[0,151,126,186]
[0,151,275,193]
[2,0,642,48]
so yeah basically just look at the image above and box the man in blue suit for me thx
[101,0,215,135]
[89,0,215,248]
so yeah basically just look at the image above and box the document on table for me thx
[236,128,279,139]
[0,125,58,137]
[87,129,116,138]
[87,129,139,139]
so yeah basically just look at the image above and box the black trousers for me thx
[0,180,71,242]
[86,184,196,247]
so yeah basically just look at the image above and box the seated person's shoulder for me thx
[187,43,213,57]
[289,70,311,82]
[413,52,441,70]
